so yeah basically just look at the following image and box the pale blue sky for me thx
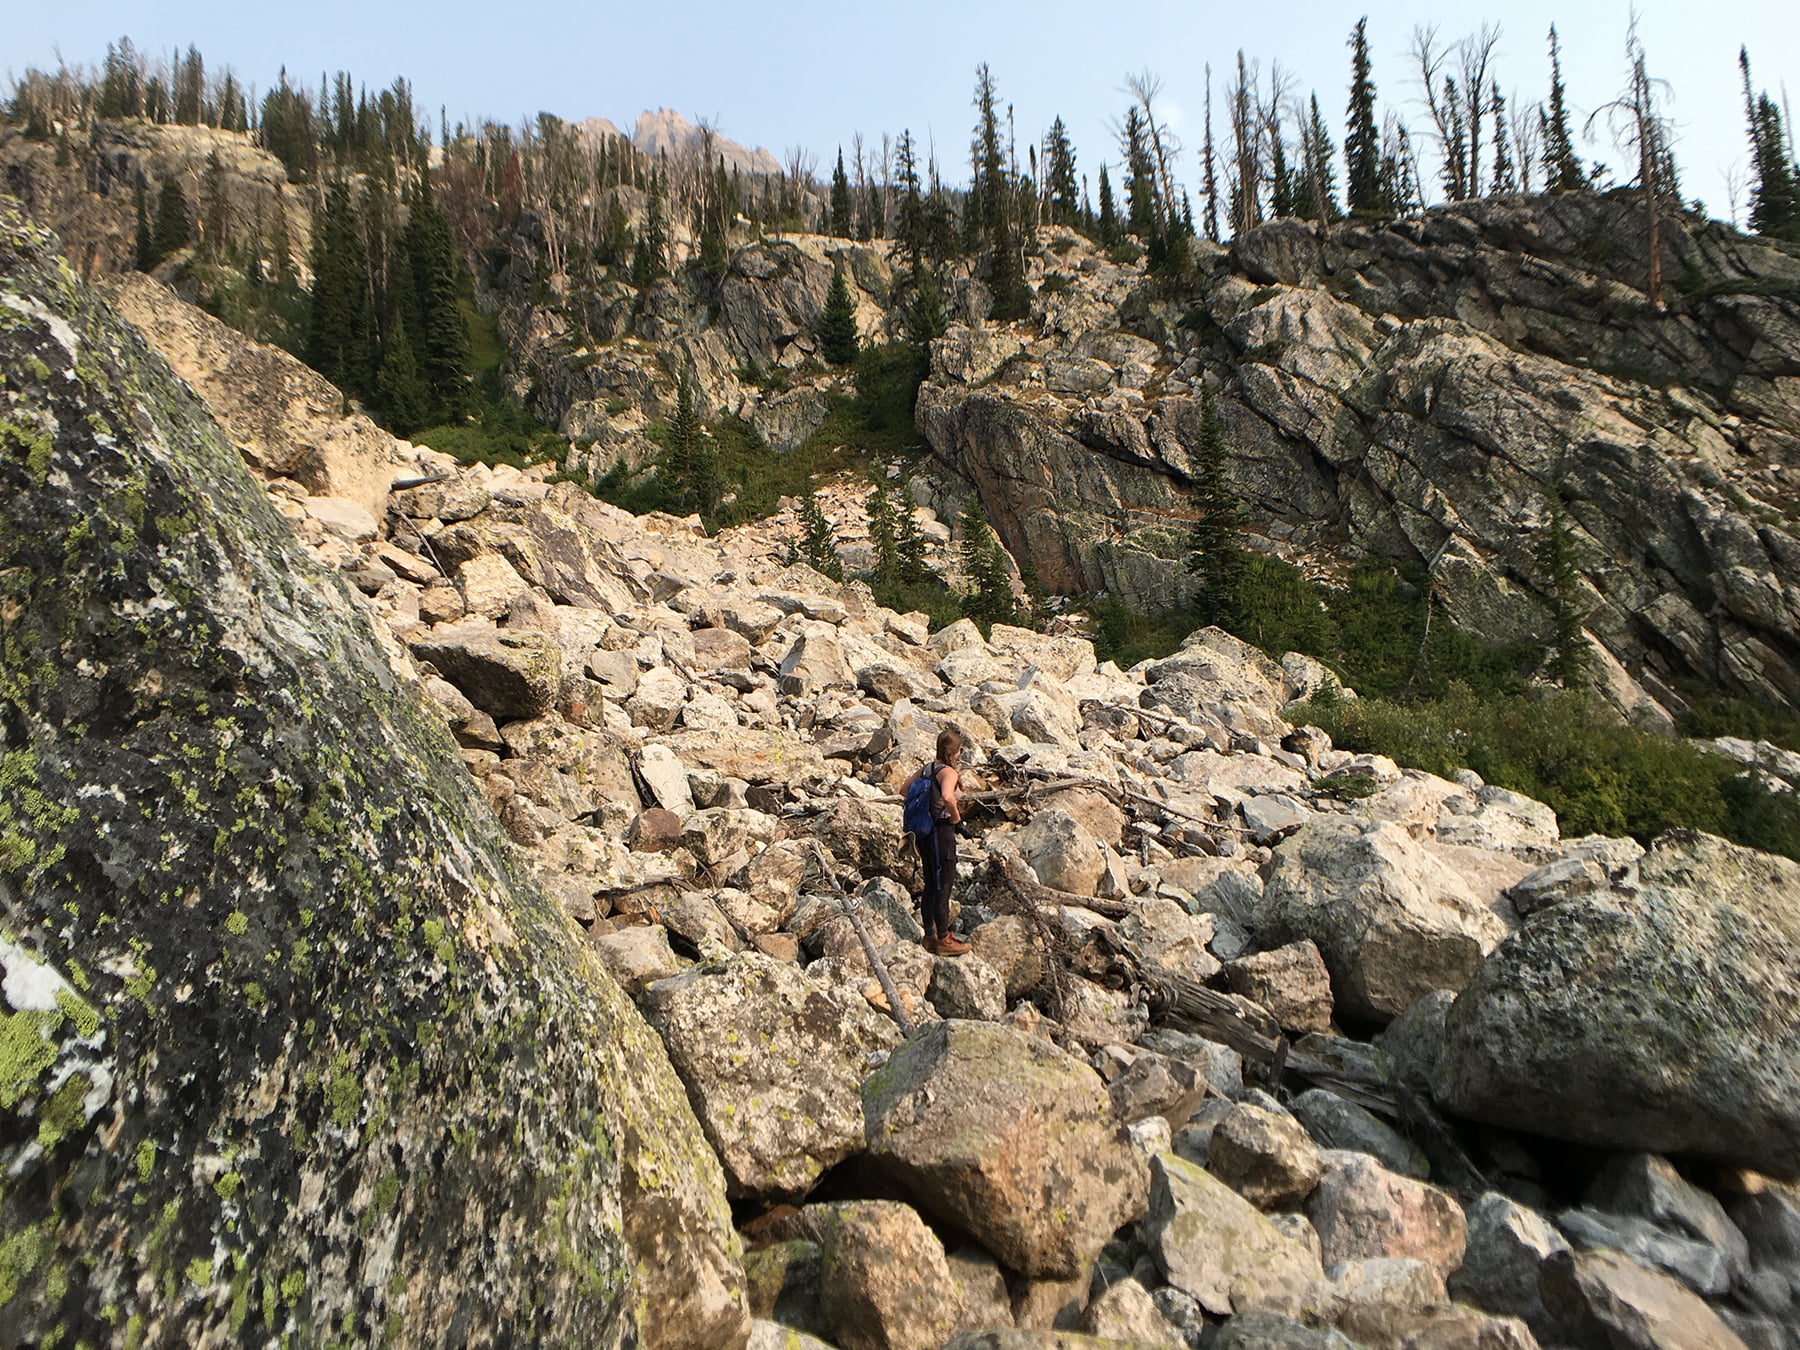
[10,1,1799,223]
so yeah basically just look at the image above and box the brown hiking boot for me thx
[935,934,971,957]
[921,935,940,954]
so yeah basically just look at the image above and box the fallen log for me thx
[806,842,916,1038]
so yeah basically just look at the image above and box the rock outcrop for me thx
[917,195,1800,715]
[0,207,744,1347]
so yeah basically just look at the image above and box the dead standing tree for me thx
[1588,25,1677,311]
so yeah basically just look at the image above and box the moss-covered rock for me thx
[0,204,746,1347]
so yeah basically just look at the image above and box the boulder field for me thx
[4,207,1799,1348]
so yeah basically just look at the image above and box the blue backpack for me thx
[903,762,940,837]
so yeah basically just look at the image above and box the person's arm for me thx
[938,765,962,823]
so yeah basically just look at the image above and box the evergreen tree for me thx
[1096,165,1119,244]
[1542,26,1585,193]
[1184,390,1248,626]
[817,265,860,365]
[957,498,1014,624]
[133,180,154,272]
[894,129,927,271]
[972,64,1029,321]
[1536,482,1591,690]
[665,370,700,488]
[404,175,471,414]
[376,316,431,432]
[1268,120,1296,219]
[304,179,372,395]
[867,485,902,585]
[1302,94,1341,221]
[150,179,192,263]
[1490,84,1517,194]
[1742,48,1800,240]
[1044,117,1080,226]
[1123,107,1159,237]
[691,434,723,518]
[830,149,853,238]
[798,492,844,581]
[631,173,668,287]
[1345,17,1383,215]
[894,482,931,582]
[906,266,947,352]
[199,151,229,261]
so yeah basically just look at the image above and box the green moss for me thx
[280,1270,305,1303]
[419,918,454,964]
[224,910,249,937]
[326,1052,361,1129]
[135,1139,155,1182]
[213,1171,242,1201]
[184,1257,211,1288]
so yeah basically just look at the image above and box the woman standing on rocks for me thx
[919,730,971,956]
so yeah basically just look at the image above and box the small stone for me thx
[1208,1102,1325,1209]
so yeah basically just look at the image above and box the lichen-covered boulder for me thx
[1435,831,1800,1176]
[1143,1154,1324,1317]
[862,1020,1149,1279]
[1259,819,1509,1024]
[642,953,899,1198]
[0,212,746,1349]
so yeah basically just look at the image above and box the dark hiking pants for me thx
[919,825,958,939]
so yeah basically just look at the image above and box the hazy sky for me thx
[11,1,1800,224]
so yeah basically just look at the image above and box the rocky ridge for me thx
[76,248,1800,1347]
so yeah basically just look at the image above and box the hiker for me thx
[907,729,970,956]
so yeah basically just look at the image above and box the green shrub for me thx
[1294,685,1798,858]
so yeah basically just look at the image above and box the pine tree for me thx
[1742,48,1800,240]
[1303,94,1341,222]
[906,266,947,352]
[972,64,1029,320]
[1345,17,1383,215]
[1536,482,1591,690]
[1044,117,1080,226]
[867,485,902,585]
[376,316,431,433]
[404,175,470,415]
[1096,165,1119,244]
[691,437,723,517]
[631,173,668,287]
[830,149,853,238]
[199,151,229,261]
[1490,84,1517,194]
[1184,390,1247,626]
[305,179,372,395]
[1268,121,1296,220]
[133,180,154,272]
[1123,107,1159,237]
[894,482,931,583]
[1543,26,1585,193]
[894,129,927,271]
[665,370,700,489]
[150,179,192,264]
[798,492,844,581]
[957,498,1014,624]
[818,265,860,365]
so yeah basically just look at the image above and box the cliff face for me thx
[0,207,744,1347]
[918,194,1800,715]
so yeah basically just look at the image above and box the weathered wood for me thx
[984,851,1133,919]
[807,842,916,1037]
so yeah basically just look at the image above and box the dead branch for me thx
[807,842,916,1037]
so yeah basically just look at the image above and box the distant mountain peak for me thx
[630,107,782,177]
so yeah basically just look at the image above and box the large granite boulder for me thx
[642,953,899,1198]
[1142,1154,1324,1316]
[861,1020,1149,1279]
[0,214,746,1349]
[1434,831,1800,1175]
[1259,819,1509,1023]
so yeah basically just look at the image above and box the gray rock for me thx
[1506,855,1608,915]
[1212,1309,1361,1350]
[1207,1103,1325,1209]
[743,1242,827,1340]
[1078,1277,1184,1348]
[1290,1089,1430,1180]
[811,1200,961,1350]
[1144,1153,1324,1316]
[1447,1191,1571,1342]
[591,924,684,996]
[1305,1151,1466,1274]
[1372,989,1457,1096]
[1539,1248,1751,1350]
[1435,832,1800,1176]
[928,953,1007,1021]
[0,219,747,1348]
[1259,819,1508,1023]
[1585,1152,1749,1272]
[642,953,899,1198]
[411,620,564,720]
[1107,1052,1212,1130]
[1138,1029,1245,1099]
[862,1021,1149,1279]
[1224,940,1335,1035]
[1557,1208,1733,1298]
